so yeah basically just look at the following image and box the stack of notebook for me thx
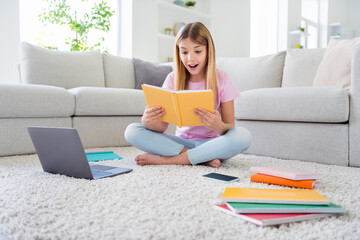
[215,187,347,226]
[249,166,322,189]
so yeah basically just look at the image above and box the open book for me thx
[142,84,214,128]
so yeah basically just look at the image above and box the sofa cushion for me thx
[313,38,360,89]
[282,48,325,87]
[235,87,349,123]
[19,42,105,89]
[133,58,172,89]
[0,83,75,118]
[68,87,146,116]
[102,54,135,89]
[217,51,286,92]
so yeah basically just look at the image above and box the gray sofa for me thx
[217,48,353,167]
[1,42,358,167]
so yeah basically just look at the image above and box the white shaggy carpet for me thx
[0,146,360,240]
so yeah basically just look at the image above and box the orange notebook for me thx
[221,187,329,205]
[251,173,317,189]
[142,84,214,127]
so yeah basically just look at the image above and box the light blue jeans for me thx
[124,123,252,165]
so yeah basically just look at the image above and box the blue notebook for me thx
[85,151,123,162]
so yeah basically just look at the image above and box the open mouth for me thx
[188,64,199,70]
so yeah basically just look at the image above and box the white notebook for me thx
[249,166,321,180]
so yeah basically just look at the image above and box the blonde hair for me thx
[174,22,217,96]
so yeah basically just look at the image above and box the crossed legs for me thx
[135,147,221,168]
[124,123,251,168]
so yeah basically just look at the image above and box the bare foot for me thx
[135,153,166,166]
[135,148,191,166]
[203,159,221,168]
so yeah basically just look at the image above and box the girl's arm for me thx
[142,106,169,133]
[194,100,235,135]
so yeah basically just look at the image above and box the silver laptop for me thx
[27,126,132,180]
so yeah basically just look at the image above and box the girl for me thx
[124,22,251,168]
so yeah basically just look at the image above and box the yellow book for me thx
[141,84,214,128]
[221,188,329,205]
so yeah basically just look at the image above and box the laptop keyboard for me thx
[89,164,133,179]
[90,164,116,171]
[91,170,114,178]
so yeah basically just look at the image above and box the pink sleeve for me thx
[162,72,175,90]
[218,70,240,103]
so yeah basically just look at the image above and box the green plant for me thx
[38,0,114,52]
[164,27,173,35]
[296,26,305,32]
[185,1,196,7]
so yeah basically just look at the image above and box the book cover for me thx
[221,187,330,205]
[141,84,214,128]
[249,166,322,180]
[214,204,332,226]
[226,202,347,214]
[250,173,316,189]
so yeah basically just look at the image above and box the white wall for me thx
[122,0,360,61]
[318,0,328,48]
[328,0,348,37]
[131,0,158,61]
[0,0,20,82]
[287,0,302,48]
[347,0,360,37]
[328,0,360,39]
[210,0,250,57]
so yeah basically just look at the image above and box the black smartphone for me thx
[202,173,239,182]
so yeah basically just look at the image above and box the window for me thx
[19,0,118,54]
[250,0,277,57]
[301,0,328,48]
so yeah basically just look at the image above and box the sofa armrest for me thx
[349,44,360,166]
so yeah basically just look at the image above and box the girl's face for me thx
[178,38,207,80]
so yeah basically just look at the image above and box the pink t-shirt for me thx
[162,68,240,140]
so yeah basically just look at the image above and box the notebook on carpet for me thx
[250,173,317,189]
[225,202,347,214]
[220,188,329,205]
[85,151,123,162]
[249,166,321,180]
[215,204,332,226]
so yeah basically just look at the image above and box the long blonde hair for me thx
[174,22,217,96]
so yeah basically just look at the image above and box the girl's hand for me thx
[194,108,224,133]
[142,106,165,125]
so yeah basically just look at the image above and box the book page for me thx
[142,84,179,126]
[175,90,214,127]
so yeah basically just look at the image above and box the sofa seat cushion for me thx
[69,87,146,116]
[0,83,75,118]
[235,86,349,123]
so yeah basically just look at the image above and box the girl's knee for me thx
[124,123,144,144]
[228,127,252,151]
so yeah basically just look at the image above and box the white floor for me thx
[0,146,359,240]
